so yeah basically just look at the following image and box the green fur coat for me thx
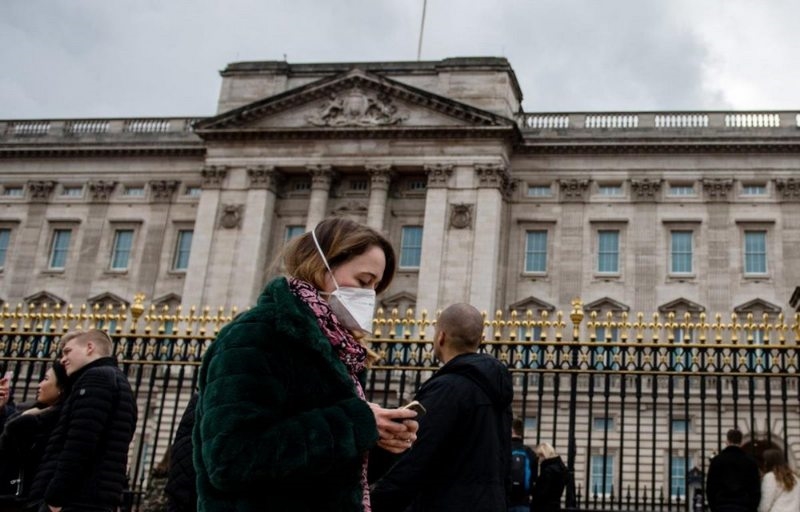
[193,277,378,512]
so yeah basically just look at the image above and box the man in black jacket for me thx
[508,417,537,511]
[165,392,198,512]
[31,329,137,512]
[706,428,760,512]
[371,303,514,512]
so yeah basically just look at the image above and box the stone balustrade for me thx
[0,117,204,139]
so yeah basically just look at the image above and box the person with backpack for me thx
[508,417,537,511]
[530,443,568,512]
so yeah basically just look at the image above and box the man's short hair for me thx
[437,303,483,351]
[512,417,525,437]
[59,329,114,357]
[727,428,743,445]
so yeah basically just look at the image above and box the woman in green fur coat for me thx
[194,218,419,512]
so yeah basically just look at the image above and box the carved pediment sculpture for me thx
[88,180,117,201]
[630,178,663,200]
[775,178,800,201]
[559,179,590,201]
[702,178,734,201]
[149,180,179,201]
[28,181,56,201]
[306,86,407,127]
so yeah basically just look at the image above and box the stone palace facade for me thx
[1,57,799,320]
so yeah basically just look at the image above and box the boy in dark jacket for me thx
[706,428,760,512]
[30,329,137,512]
[371,303,514,512]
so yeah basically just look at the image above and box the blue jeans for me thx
[509,506,529,512]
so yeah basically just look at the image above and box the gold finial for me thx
[131,293,146,321]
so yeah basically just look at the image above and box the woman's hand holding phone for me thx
[369,402,420,454]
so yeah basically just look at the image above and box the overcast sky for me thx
[1,0,798,119]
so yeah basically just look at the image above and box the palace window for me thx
[399,226,423,269]
[742,184,767,196]
[49,229,72,269]
[671,419,690,433]
[598,184,623,196]
[527,185,552,197]
[0,229,9,268]
[524,231,547,273]
[597,230,619,273]
[670,456,690,499]
[744,231,767,274]
[184,186,202,197]
[110,230,134,270]
[61,185,84,197]
[2,186,23,197]
[593,417,615,431]
[590,455,614,496]
[172,230,193,271]
[668,185,695,197]
[122,185,145,197]
[670,231,693,274]
[284,225,305,242]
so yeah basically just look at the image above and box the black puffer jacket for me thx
[706,445,761,512]
[530,456,567,512]
[0,403,62,503]
[30,357,137,510]
[165,392,198,512]
[371,352,514,512]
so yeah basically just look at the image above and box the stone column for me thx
[7,181,57,301]
[229,166,281,307]
[416,164,453,319]
[469,164,508,313]
[181,165,226,307]
[366,164,393,231]
[630,178,662,313]
[304,165,334,231]
[702,179,733,313]
[136,180,180,299]
[777,179,800,306]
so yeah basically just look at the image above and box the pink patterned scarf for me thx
[288,277,372,511]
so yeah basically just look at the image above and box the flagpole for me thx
[417,0,427,61]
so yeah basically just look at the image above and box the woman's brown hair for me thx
[763,448,797,491]
[281,217,397,294]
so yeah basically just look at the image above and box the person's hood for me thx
[436,352,513,407]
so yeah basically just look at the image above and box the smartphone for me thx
[402,400,427,418]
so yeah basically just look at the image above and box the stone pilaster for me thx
[182,166,227,307]
[305,165,334,231]
[416,164,454,318]
[149,180,179,202]
[366,164,393,231]
[702,179,734,202]
[559,179,590,202]
[27,181,56,202]
[630,178,663,201]
[230,166,280,306]
[469,164,508,313]
[88,181,117,202]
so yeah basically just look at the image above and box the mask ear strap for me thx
[311,227,338,289]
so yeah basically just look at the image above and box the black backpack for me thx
[510,447,533,493]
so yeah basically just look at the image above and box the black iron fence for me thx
[1,297,799,511]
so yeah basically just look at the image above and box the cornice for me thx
[516,139,800,155]
[0,143,205,159]
[197,125,518,142]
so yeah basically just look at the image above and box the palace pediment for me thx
[733,298,782,315]
[194,68,518,138]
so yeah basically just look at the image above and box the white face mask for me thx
[311,228,377,333]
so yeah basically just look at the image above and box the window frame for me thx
[667,183,697,197]
[172,229,194,271]
[284,225,305,242]
[743,230,768,276]
[526,184,553,198]
[109,229,135,271]
[597,230,620,274]
[1,186,25,198]
[524,230,548,274]
[0,227,11,270]
[121,184,146,198]
[669,230,694,275]
[590,454,615,497]
[399,225,423,270]
[48,228,73,270]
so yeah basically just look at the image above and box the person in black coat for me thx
[29,329,137,512]
[530,442,568,512]
[0,360,71,510]
[371,303,514,512]
[165,392,198,512]
[706,428,761,512]
[0,370,15,431]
